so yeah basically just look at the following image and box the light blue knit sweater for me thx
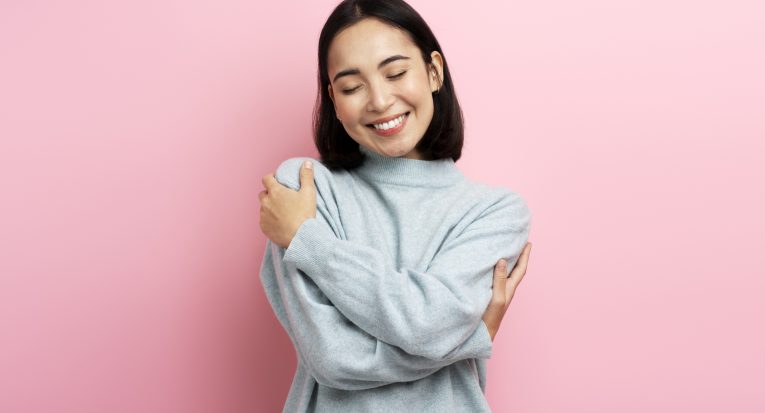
[260,145,532,412]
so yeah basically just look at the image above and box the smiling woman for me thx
[324,18,441,160]
[313,1,464,169]
[258,0,533,412]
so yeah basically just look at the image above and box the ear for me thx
[428,51,445,93]
[328,83,336,105]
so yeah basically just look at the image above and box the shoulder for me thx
[273,156,334,192]
[462,181,533,233]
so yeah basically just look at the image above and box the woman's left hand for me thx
[259,161,317,249]
[482,242,532,341]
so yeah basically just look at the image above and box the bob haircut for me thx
[314,0,465,170]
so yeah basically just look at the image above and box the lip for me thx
[366,111,409,126]
[369,112,409,137]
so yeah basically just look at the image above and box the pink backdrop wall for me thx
[2,0,763,412]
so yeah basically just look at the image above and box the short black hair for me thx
[314,0,465,170]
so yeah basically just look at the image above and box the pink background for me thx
[1,0,763,412]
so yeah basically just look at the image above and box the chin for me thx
[350,129,420,158]
[379,141,417,157]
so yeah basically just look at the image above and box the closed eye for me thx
[388,70,407,79]
[342,86,360,95]
[341,71,408,95]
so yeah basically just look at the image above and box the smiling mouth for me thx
[365,112,410,130]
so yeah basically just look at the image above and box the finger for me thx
[299,160,316,195]
[262,173,279,191]
[505,273,516,306]
[504,245,530,305]
[491,259,508,303]
[493,258,508,281]
[508,242,532,287]
[258,190,267,202]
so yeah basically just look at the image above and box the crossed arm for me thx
[258,159,532,390]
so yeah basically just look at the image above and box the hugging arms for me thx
[258,160,531,389]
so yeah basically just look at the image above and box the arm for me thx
[283,194,531,360]
[270,157,531,361]
[259,238,492,391]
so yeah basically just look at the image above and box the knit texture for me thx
[260,145,532,412]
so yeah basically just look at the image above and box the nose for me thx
[365,79,395,113]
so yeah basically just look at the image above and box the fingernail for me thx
[304,160,313,169]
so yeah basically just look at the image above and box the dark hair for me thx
[313,0,464,170]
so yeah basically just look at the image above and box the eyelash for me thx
[341,71,408,95]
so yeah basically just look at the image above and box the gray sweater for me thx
[260,145,532,412]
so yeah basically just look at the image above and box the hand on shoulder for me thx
[259,159,318,248]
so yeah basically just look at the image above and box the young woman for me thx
[259,0,532,411]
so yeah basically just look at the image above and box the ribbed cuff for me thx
[283,217,338,277]
[468,321,494,359]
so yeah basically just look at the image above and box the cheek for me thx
[334,99,358,122]
[400,76,432,104]
[402,78,434,124]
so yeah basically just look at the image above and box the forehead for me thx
[327,18,419,73]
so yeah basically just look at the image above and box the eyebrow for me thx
[332,55,411,83]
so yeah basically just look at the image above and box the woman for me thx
[258,0,532,411]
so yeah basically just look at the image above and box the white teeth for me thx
[373,114,406,130]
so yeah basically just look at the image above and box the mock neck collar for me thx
[353,144,464,188]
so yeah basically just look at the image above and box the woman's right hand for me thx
[482,242,532,341]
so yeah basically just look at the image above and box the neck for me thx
[355,144,463,188]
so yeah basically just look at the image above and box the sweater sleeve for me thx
[274,158,531,361]
[259,238,493,391]
[284,194,531,360]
